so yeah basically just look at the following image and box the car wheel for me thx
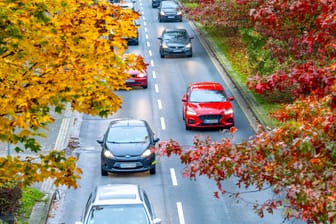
[143,84,148,89]
[160,53,164,58]
[185,121,191,130]
[101,169,108,176]
[149,166,156,175]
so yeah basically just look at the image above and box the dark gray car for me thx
[158,28,193,58]
[97,118,159,176]
[158,0,182,22]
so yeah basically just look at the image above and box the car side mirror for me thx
[189,36,194,39]
[228,96,234,101]
[158,37,162,40]
[182,95,187,102]
[97,139,103,145]
[153,137,160,143]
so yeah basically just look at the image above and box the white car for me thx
[75,184,162,224]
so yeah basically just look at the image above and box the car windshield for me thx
[162,31,187,40]
[161,1,177,8]
[107,126,149,143]
[189,90,227,103]
[86,204,150,224]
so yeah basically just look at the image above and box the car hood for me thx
[163,39,189,47]
[105,142,150,156]
[187,102,233,114]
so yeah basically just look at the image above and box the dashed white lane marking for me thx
[160,117,166,130]
[152,71,156,78]
[149,50,152,56]
[155,84,159,93]
[147,41,150,47]
[146,34,149,39]
[177,202,185,224]
[157,99,162,109]
[150,60,154,67]
[170,168,178,186]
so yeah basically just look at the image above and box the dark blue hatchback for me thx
[97,119,160,176]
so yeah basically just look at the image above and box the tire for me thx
[101,169,108,176]
[160,53,164,58]
[149,166,156,175]
[185,121,191,130]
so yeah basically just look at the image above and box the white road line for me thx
[176,202,185,224]
[170,168,178,186]
[146,34,149,39]
[142,16,146,21]
[160,117,166,130]
[155,84,159,93]
[157,99,162,109]
[150,60,154,67]
[152,71,156,78]
[144,27,147,32]
[143,21,147,26]
[149,50,152,56]
[147,41,150,47]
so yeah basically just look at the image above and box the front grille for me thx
[199,115,222,120]
[199,114,222,125]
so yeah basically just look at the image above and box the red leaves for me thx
[156,96,336,222]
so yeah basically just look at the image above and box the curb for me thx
[28,111,82,224]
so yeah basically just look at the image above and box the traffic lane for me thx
[48,115,168,224]
[140,2,268,224]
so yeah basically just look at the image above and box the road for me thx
[46,0,304,223]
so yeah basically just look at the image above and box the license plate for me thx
[168,16,175,19]
[120,163,136,168]
[126,79,135,83]
[203,119,218,124]
[173,49,182,53]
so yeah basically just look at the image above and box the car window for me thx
[163,31,187,40]
[86,204,150,224]
[189,90,227,103]
[161,1,177,8]
[107,126,149,143]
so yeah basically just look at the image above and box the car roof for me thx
[93,184,144,206]
[109,118,147,128]
[189,82,225,91]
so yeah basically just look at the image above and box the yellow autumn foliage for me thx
[0,0,145,188]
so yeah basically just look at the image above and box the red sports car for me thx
[125,69,148,89]
[182,82,235,130]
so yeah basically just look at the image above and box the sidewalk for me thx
[0,106,82,224]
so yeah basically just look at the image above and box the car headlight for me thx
[185,43,191,48]
[136,73,146,78]
[103,150,114,159]
[177,11,182,15]
[141,149,153,158]
[162,43,168,49]
[186,108,197,115]
[224,108,234,115]
[160,11,165,16]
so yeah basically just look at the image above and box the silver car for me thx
[76,184,162,224]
